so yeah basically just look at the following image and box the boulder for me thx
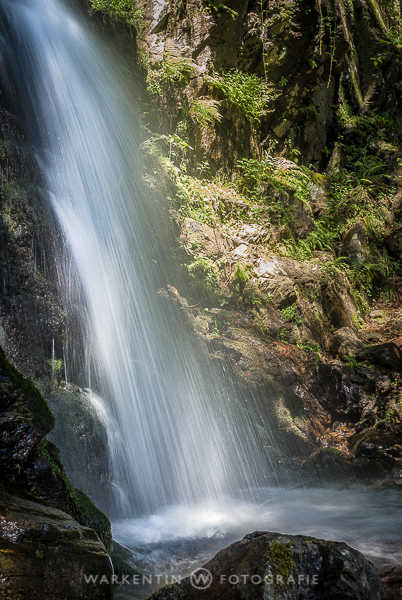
[0,488,113,600]
[46,385,111,511]
[329,327,366,359]
[340,221,371,266]
[330,330,402,373]
[357,343,402,374]
[181,218,231,257]
[258,277,298,309]
[149,531,381,600]
[0,345,113,554]
[255,261,298,309]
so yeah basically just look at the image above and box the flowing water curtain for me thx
[0,0,276,517]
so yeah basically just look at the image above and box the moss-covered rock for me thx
[45,384,111,510]
[0,345,54,484]
[148,531,381,600]
[0,345,113,555]
[30,440,113,553]
[73,488,112,554]
[110,541,141,579]
[0,487,113,600]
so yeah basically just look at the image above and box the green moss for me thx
[265,540,296,586]
[38,440,112,553]
[366,0,388,35]
[186,255,220,296]
[73,488,112,553]
[0,346,55,433]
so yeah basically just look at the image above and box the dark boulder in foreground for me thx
[150,531,381,600]
[0,487,113,600]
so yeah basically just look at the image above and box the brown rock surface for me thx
[0,488,113,600]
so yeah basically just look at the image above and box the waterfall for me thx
[0,0,275,517]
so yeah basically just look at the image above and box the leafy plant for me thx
[204,0,238,18]
[236,154,312,209]
[47,358,64,386]
[298,340,322,362]
[280,303,302,323]
[278,328,289,341]
[147,52,197,95]
[299,222,337,255]
[249,296,263,308]
[352,313,364,329]
[208,70,278,122]
[189,98,222,130]
[89,0,143,28]
[211,319,220,337]
[186,255,219,292]
[150,133,192,166]
[301,341,321,354]
[234,263,250,284]
[343,354,360,368]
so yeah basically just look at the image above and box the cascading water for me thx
[1,0,402,590]
[0,0,275,517]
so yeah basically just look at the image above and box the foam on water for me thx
[113,486,402,576]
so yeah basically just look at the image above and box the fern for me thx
[306,222,337,251]
[208,70,278,122]
[147,52,197,95]
[189,98,222,130]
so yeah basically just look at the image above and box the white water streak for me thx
[1,0,272,516]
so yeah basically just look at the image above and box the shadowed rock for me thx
[149,531,381,600]
[0,488,113,600]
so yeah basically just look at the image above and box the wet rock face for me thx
[358,343,402,374]
[45,384,112,514]
[0,342,113,560]
[0,346,54,484]
[149,531,381,600]
[163,285,402,481]
[0,108,66,381]
[0,488,113,600]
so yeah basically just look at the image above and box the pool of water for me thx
[112,485,402,598]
